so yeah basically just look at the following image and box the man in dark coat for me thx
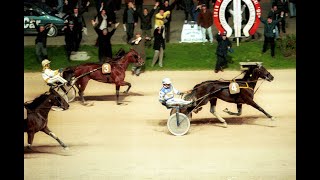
[260,12,284,58]
[67,1,90,51]
[215,31,232,73]
[63,21,77,61]
[151,26,166,67]
[123,1,139,43]
[137,2,159,47]
[31,20,52,62]
[92,21,120,63]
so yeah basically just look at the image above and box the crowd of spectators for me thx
[33,0,295,71]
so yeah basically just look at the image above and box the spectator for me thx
[92,20,120,63]
[94,5,108,30]
[151,26,165,67]
[56,0,64,13]
[288,0,296,18]
[103,0,117,27]
[197,4,213,43]
[154,8,171,40]
[214,31,232,73]
[137,2,159,47]
[123,1,139,43]
[159,77,193,107]
[268,4,280,39]
[31,20,52,63]
[67,1,90,51]
[161,0,178,42]
[273,0,289,34]
[63,21,77,61]
[129,32,146,76]
[192,0,201,23]
[259,12,284,58]
[135,0,144,15]
[181,0,194,23]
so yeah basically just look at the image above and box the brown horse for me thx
[173,62,275,127]
[63,48,144,105]
[24,88,70,150]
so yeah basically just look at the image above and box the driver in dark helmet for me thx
[159,77,193,107]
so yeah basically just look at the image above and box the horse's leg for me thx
[26,132,35,149]
[209,98,227,127]
[122,82,131,93]
[223,103,243,116]
[244,99,275,120]
[76,78,90,104]
[115,81,131,104]
[116,85,121,105]
[42,126,68,150]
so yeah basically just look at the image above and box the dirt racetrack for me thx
[24,70,296,180]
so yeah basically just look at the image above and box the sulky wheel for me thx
[167,113,190,136]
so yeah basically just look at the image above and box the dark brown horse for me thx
[24,88,70,150]
[174,62,275,127]
[63,48,144,105]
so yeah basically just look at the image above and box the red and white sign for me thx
[213,0,261,37]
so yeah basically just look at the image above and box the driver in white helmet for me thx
[159,77,193,107]
[41,59,68,85]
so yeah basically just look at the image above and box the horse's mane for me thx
[24,92,50,110]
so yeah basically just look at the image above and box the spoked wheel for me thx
[167,113,190,136]
[57,85,77,103]
[64,85,76,102]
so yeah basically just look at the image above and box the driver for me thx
[159,78,193,107]
[41,59,68,85]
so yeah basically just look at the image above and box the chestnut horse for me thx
[173,62,275,127]
[63,49,144,105]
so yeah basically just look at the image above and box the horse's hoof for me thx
[271,117,276,121]
[222,122,228,128]
[63,147,69,151]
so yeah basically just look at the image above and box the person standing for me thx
[288,0,296,18]
[197,4,213,43]
[161,0,178,42]
[63,21,77,61]
[31,20,52,63]
[67,1,90,51]
[92,20,120,63]
[123,1,139,43]
[151,26,165,67]
[215,31,232,73]
[274,0,289,34]
[259,12,284,58]
[130,32,146,76]
[137,2,159,47]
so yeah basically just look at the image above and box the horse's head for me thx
[49,88,70,110]
[128,48,145,66]
[252,64,274,82]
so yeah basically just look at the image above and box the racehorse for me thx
[176,62,274,127]
[24,88,69,150]
[63,48,144,105]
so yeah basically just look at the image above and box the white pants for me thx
[47,75,68,85]
[166,98,192,107]
[201,26,213,43]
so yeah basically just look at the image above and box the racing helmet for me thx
[162,78,171,85]
[41,59,51,67]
